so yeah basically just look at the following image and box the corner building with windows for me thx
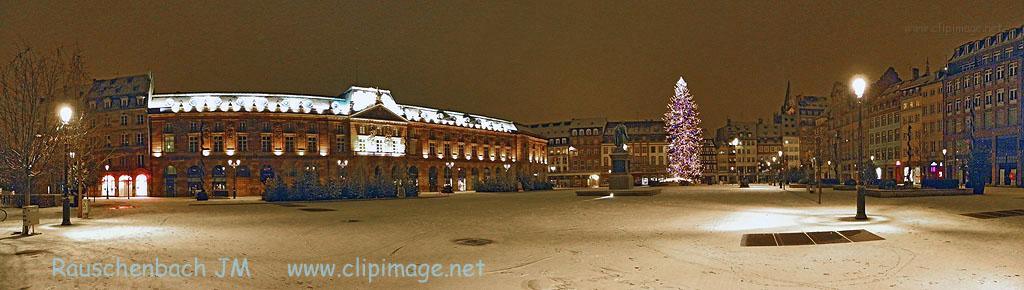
[145,86,548,197]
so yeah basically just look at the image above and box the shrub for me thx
[530,181,554,190]
[921,179,958,189]
[474,175,518,192]
[262,167,407,201]
[264,177,290,202]
[517,175,554,191]
[879,179,896,190]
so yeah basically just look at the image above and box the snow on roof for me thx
[149,87,518,133]
[88,74,152,99]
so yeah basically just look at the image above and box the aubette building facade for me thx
[89,77,548,198]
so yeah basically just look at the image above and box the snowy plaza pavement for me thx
[2,185,1024,289]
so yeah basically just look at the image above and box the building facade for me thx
[527,119,670,187]
[944,25,1023,186]
[87,74,154,197]
[86,79,549,197]
[699,134,718,184]
[867,68,905,181]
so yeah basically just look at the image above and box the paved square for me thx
[2,185,1024,289]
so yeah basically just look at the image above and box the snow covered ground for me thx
[2,184,1023,289]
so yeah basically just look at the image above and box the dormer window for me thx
[120,98,129,108]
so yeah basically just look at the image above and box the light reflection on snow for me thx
[707,208,899,233]
[64,226,166,241]
[709,209,800,231]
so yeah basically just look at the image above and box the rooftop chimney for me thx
[912,67,920,79]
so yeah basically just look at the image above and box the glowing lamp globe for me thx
[58,106,73,124]
[851,77,867,98]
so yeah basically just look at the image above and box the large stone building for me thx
[699,132,718,184]
[896,68,945,183]
[866,68,905,181]
[827,81,860,180]
[714,119,757,183]
[87,77,549,197]
[527,119,669,187]
[943,25,1023,186]
[87,74,153,197]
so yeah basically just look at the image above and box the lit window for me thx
[163,135,175,153]
[237,135,248,152]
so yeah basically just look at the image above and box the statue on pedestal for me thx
[613,123,629,153]
[609,124,632,189]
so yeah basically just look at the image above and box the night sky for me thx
[2,1,1022,129]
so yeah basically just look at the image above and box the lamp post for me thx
[778,150,785,189]
[852,76,868,220]
[568,146,576,186]
[771,156,778,186]
[227,159,241,199]
[58,105,73,226]
[729,138,741,186]
[942,148,947,180]
[337,159,349,179]
[104,164,110,200]
[445,161,455,187]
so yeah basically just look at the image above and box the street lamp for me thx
[445,161,455,187]
[58,105,73,226]
[227,159,241,199]
[729,138,741,186]
[568,146,577,186]
[336,159,349,180]
[503,163,511,172]
[777,150,785,189]
[103,164,110,200]
[942,148,948,180]
[852,76,868,220]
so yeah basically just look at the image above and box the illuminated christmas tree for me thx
[664,77,703,180]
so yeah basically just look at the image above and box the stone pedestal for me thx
[576,150,660,197]
[609,151,633,190]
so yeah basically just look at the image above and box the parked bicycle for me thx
[0,208,7,223]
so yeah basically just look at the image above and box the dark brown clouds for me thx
[2,0,1022,128]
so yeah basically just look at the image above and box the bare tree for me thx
[0,46,89,211]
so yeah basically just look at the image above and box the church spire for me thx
[781,80,791,113]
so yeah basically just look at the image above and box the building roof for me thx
[87,73,152,99]
[148,86,519,133]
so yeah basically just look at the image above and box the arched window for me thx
[391,166,402,180]
[187,166,203,178]
[102,175,116,197]
[260,165,275,183]
[212,165,226,177]
[212,165,228,195]
[118,175,132,197]
[408,166,419,184]
[427,166,438,192]
[135,175,148,197]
